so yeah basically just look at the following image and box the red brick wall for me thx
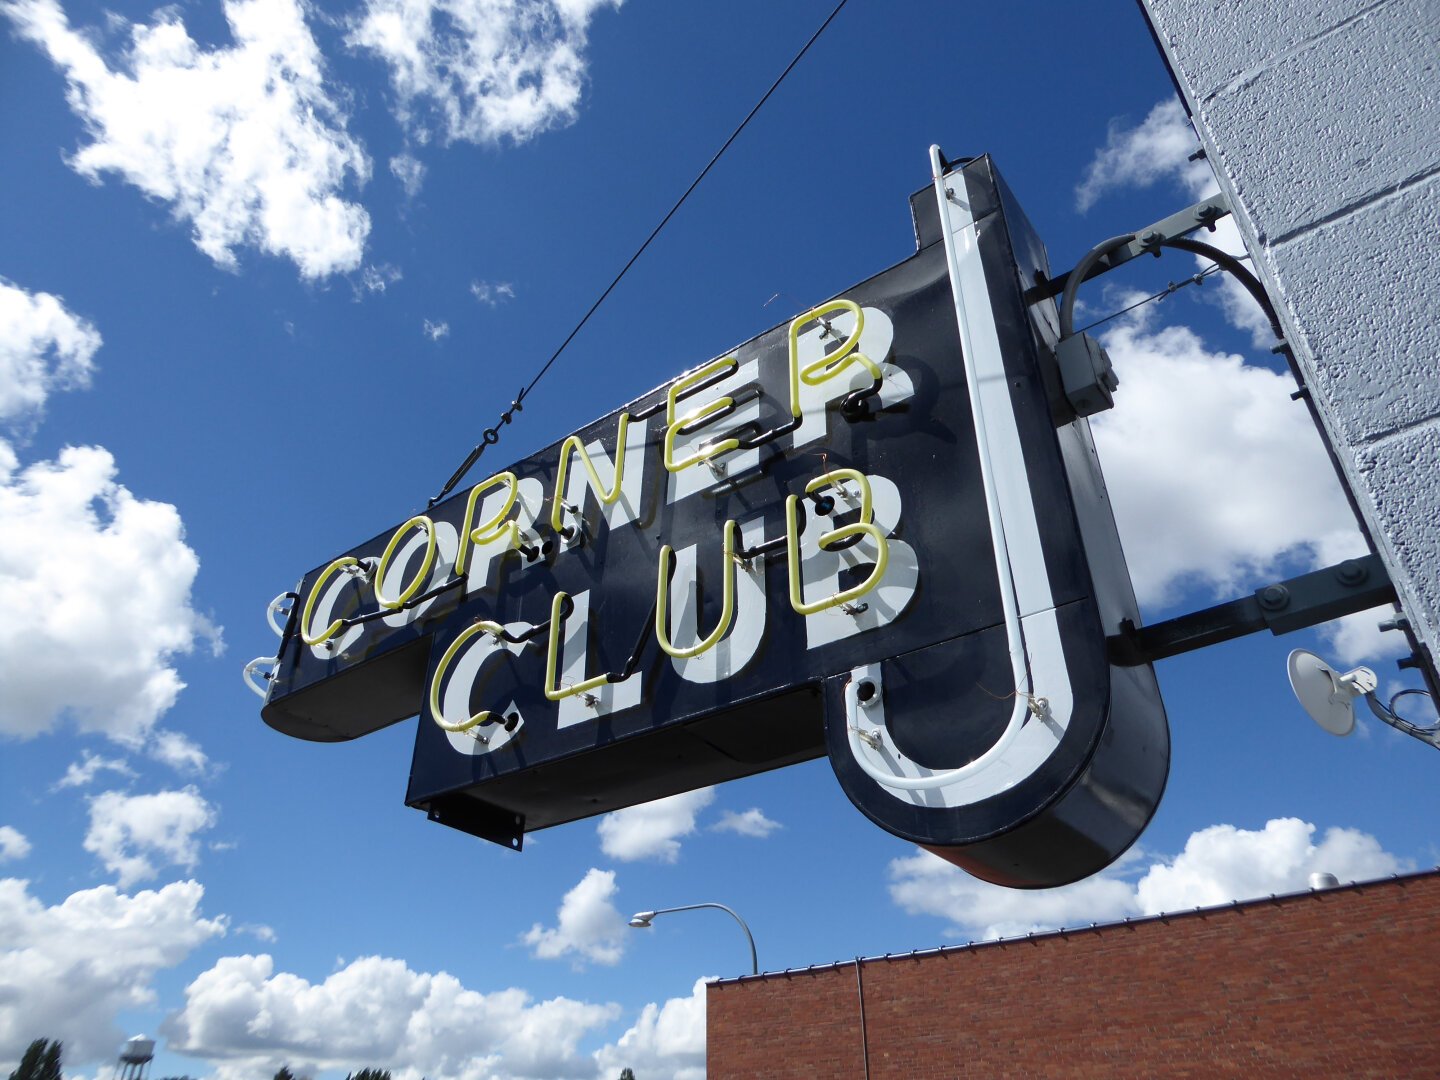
[708,872,1440,1077]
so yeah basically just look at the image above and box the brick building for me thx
[707,869,1440,1076]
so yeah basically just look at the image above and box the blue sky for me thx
[1,0,1436,1077]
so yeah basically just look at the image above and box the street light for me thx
[628,902,758,975]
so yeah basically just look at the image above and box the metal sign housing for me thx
[259,156,1169,888]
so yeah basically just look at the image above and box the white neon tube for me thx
[843,147,1033,791]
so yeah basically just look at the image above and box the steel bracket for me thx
[1109,554,1397,666]
[1027,192,1232,303]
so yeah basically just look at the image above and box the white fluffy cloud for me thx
[1092,307,1364,609]
[889,817,1410,941]
[523,867,627,967]
[1091,304,1402,664]
[1135,818,1406,913]
[0,878,225,1068]
[358,262,404,297]
[163,952,619,1080]
[1319,607,1407,669]
[0,441,218,742]
[592,977,708,1080]
[0,282,217,741]
[0,828,31,863]
[148,729,209,774]
[889,852,1138,942]
[711,807,781,839]
[349,0,620,146]
[1076,99,1211,213]
[84,787,217,887]
[55,749,135,789]
[1076,98,1273,344]
[598,788,715,863]
[390,153,426,197]
[0,279,99,427]
[470,280,515,306]
[3,0,371,279]
[422,318,450,341]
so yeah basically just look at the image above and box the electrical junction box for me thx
[1057,331,1119,417]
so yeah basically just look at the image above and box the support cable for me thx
[1073,262,1225,335]
[427,0,853,508]
[1155,235,1284,341]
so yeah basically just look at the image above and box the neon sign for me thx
[255,156,1169,888]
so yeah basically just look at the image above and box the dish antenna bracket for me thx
[1289,649,1440,750]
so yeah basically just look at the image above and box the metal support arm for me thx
[1026,193,1232,304]
[1109,555,1397,666]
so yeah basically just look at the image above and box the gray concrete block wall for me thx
[1357,425,1440,647]
[1278,174,1440,445]
[1141,0,1440,681]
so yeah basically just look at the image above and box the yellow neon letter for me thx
[655,519,739,659]
[374,515,438,610]
[300,556,361,646]
[429,620,507,732]
[785,469,890,616]
[456,472,520,575]
[787,300,883,418]
[543,591,614,701]
[551,413,632,533]
[664,357,741,472]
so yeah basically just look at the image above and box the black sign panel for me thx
[259,157,1168,888]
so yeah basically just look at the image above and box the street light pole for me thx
[628,902,758,976]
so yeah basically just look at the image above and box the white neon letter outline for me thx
[843,149,1039,792]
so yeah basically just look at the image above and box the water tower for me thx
[117,1035,155,1080]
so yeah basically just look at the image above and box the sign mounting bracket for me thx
[1108,555,1398,666]
[1025,193,1233,304]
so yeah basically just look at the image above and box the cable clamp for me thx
[850,726,883,750]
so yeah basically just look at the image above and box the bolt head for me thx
[1258,584,1290,611]
[1335,559,1368,586]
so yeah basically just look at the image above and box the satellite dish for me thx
[1287,649,1376,737]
